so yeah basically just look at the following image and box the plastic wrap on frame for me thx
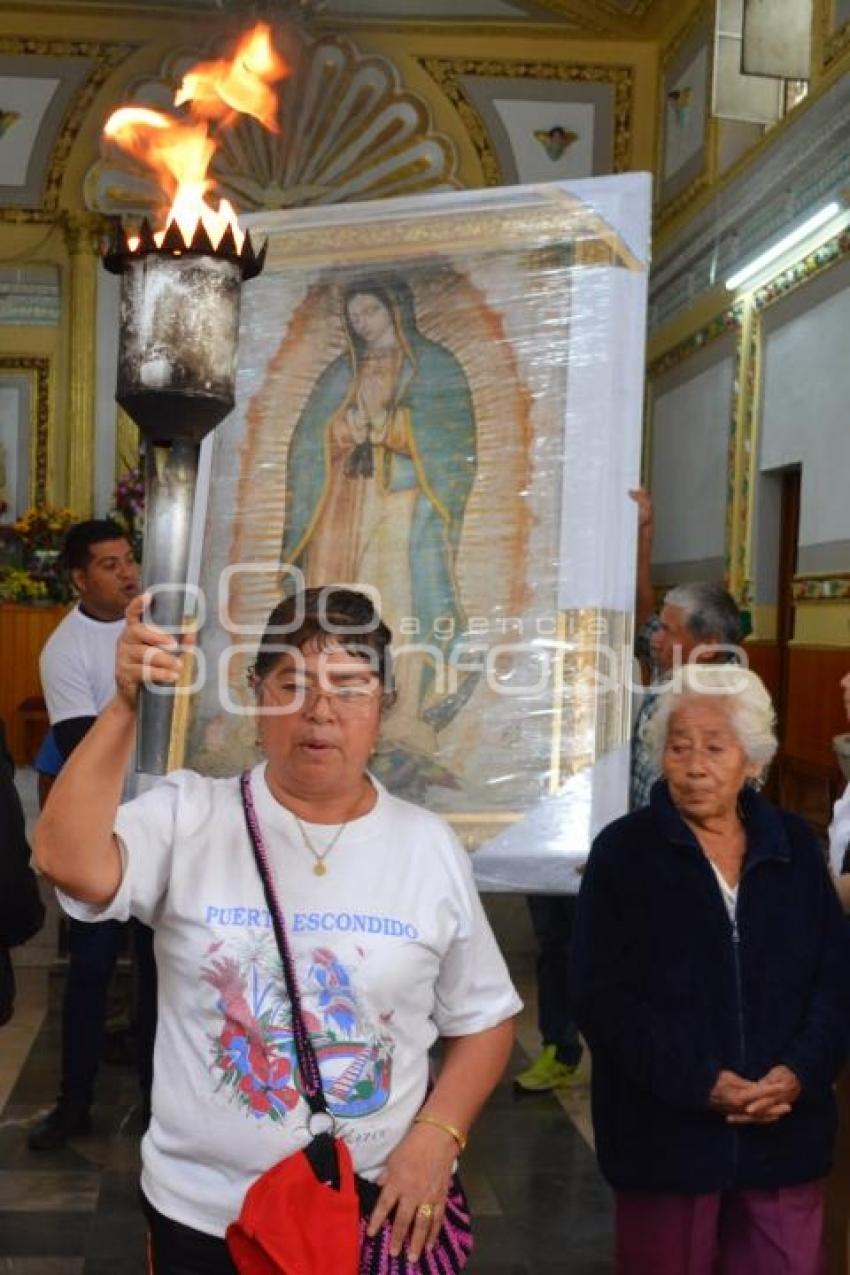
[182,176,651,893]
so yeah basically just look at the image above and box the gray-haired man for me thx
[630,489,744,809]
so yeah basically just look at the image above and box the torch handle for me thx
[136,439,201,775]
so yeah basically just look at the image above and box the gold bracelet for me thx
[413,1114,467,1153]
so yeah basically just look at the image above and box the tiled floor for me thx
[0,770,614,1274]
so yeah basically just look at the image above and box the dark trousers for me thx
[527,894,582,1067]
[142,1194,237,1275]
[61,917,157,1108]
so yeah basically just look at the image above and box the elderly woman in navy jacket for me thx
[572,665,849,1275]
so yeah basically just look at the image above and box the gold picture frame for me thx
[0,356,51,514]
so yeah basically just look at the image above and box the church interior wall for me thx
[0,6,659,517]
[643,1,850,866]
[759,254,850,575]
[653,0,850,252]
[647,333,732,587]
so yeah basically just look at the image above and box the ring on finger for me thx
[416,1203,435,1222]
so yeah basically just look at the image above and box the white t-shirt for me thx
[40,606,125,724]
[60,764,522,1238]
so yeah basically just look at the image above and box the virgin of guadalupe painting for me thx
[190,252,542,810]
[281,275,479,791]
[185,179,650,873]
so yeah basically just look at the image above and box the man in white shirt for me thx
[28,519,156,1150]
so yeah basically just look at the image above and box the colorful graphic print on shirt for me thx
[201,931,395,1122]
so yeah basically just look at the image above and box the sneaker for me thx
[514,1045,582,1092]
[27,1102,92,1150]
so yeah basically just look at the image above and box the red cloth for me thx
[226,1137,360,1275]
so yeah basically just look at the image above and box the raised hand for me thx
[629,487,654,532]
[115,592,190,708]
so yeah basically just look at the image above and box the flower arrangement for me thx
[12,504,77,555]
[0,504,78,603]
[0,566,48,603]
[110,464,145,557]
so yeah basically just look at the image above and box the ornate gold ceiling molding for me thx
[510,2,611,35]
[653,1,713,230]
[86,34,458,215]
[819,0,850,69]
[615,0,658,14]
[418,56,634,184]
[0,38,136,224]
[522,0,658,29]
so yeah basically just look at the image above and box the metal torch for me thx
[103,217,266,774]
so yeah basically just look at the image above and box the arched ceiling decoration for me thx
[0,38,135,224]
[84,33,459,217]
[420,55,634,184]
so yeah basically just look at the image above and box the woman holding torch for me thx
[35,586,519,1274]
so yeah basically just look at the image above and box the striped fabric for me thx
[357,1177,473,1273]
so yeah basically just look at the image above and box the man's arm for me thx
[40,631,98,723]
[40,623,101,766]
[53,716,96,760]
[35,698,134,904]
[35,594,185,905]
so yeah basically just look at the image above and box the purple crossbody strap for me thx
[239,770,327,1113]
[241,778,473,1275]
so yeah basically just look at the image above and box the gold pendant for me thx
[313,861,327,876]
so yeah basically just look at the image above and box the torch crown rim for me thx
[101,216,266,281]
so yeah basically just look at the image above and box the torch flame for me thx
[102,23,286,252]
[174,25,285,132]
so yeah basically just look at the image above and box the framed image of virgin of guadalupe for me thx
[181,177,651,892]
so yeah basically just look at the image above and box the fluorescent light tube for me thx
[725,201,841,291]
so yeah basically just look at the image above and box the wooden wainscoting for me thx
[743,640,848,834]
[743,640,781,701]
[0,603,67,765]
[780,645,850,838]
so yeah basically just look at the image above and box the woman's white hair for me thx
[644,664,778,775]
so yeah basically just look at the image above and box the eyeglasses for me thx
[262,677,381,715]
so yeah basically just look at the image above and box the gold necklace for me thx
[294,816,349,876]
